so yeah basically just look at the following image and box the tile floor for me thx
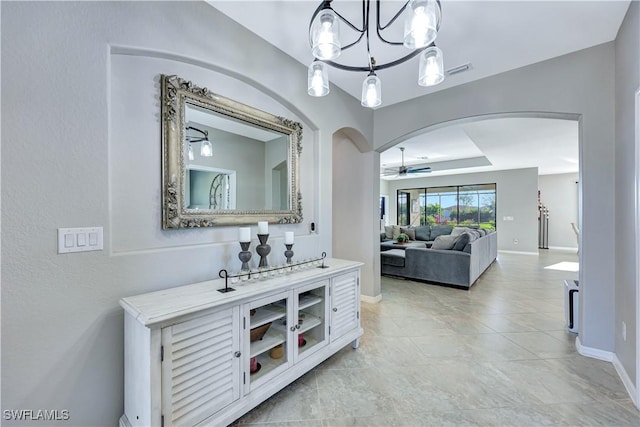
[236,250,640,426]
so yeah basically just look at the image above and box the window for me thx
[397,183,496,229]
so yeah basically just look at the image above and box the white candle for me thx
[239,227,251,242]
[258,221,269,235]
[284,231,294,245]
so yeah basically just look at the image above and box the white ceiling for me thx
[212,0,629,107]
[380,117,579,179]
[211,0,627,178]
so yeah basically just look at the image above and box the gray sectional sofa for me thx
[381,226,498,289]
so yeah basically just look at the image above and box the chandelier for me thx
[307,0,444,108]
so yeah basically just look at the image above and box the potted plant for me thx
[396,233,410,243]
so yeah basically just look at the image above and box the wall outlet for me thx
[622,321,627,341]
[513,238,519,245]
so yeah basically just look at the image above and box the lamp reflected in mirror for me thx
[186,126,213,158]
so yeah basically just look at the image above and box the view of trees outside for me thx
[398,184,496,228]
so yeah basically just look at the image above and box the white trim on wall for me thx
[576,336,613,362]
[614,354,638,406]
[361,294,382,304]
[635,86,640,408]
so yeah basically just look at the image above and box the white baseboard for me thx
[548,246,579,252]
[612,354,638,406]
[361,294,382,304]
[575,336,613,361]
[498,250,539,256]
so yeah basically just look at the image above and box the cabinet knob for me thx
[234,351,241,358]
[295,324,301,330]
[333,307,338,312]
[290,326,296,332]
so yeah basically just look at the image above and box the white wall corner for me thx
[360,294,382,304]
[576,336,614,361]
[612,354,638,406]
[497,250,539,256]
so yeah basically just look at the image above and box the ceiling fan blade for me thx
[407,166,432,173]
[381,169,399,175]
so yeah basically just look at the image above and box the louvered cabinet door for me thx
[161,307,241,427]
[330,271,359,341]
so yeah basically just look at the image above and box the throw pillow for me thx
[431,235,457,250]
[414,226,430,241]
[400,227,416,241]
[392,225,402,239]
[450,226,469,237]
[477,228,486,237]
[452,232,471,251]
[384,225,394,239]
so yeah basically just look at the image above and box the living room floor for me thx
[235,250,640,426]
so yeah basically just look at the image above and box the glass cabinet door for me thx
[244,291,291,393]
[293,280,329,361]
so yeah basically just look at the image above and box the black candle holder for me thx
[239,241,252,272]
[217,252,328,292]
[285,244,294,264]
[217,269,236,293]
[256,234,271,268]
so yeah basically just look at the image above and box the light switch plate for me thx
[58,227,104,253]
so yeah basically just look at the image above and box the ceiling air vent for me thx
[446,63,472,76]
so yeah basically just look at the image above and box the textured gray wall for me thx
[614,0,639,390]
[374,43,616,353]
[333,133,382,300]
[1,2,372,425]
[385,168,539,253]
[538,173,579,250]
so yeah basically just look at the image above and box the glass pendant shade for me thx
[403,0,439,49]
[188,144,194,161]
[307,61,330,97]
[418,45,444,86]
[200,139,213,157]
[310,9,341,60]
[361,73,381,108]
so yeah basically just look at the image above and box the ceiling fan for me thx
[381,147,432,177]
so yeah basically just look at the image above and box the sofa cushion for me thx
[401,227,416,241]
[431,235,457,250]
[414,226,430,241]
[477,228,486,237]
[430,225,453,239]
[381,249,406,267]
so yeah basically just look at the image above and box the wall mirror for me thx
[161,74,303,228]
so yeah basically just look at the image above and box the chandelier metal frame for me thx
[308,0,441,72]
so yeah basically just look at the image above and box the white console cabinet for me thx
[119,259,363,427]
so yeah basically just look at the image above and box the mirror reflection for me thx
[184,104,290,211]
[160,74,303,228]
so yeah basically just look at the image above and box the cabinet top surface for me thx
[120,258,362,327]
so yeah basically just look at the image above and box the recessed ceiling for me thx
[379,117,579,179]
[211,0,630,107]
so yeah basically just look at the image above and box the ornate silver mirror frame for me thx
[161,74,303,229]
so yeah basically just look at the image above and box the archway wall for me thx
[333,129,382,300]
[374,42,616,352]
